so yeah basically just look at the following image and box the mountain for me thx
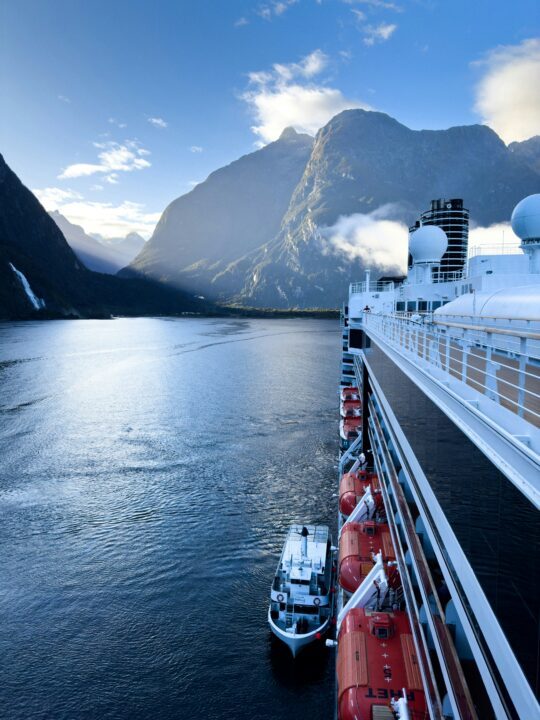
[123,110,540,310]
[229,111,540,308]
[124,127,313,294]
[0,153,209,320]
[509,136,540,174]
[49,211,145,274]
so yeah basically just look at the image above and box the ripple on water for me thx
[0,317,340,720]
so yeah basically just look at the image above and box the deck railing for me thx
[361,312,540,428]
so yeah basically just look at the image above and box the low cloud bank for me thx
[320,206,409,274]
[320,209,523,274]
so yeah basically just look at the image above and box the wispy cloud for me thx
[58,140,151,180]
[234,16,249,27]
[257,0,297,20]
[147,116,168,129]
[58,94,71,104]
[33,187,82,208]
[34,187,161,239]
[190,145,204,153]
[243,50,370,143]
[362,22,397,45]
[108,117,127,128]
[345,0,402,10]
[473,38,540,143]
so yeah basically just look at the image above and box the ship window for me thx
[431,301,441,310]
[396,302,405,312]
[376,628,388,639]
[406,301,416,312]
[418,301,428,312]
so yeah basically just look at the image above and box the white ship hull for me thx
[268,609,330,657]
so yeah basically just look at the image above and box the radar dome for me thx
[511,194,540,241]
[409,225,447,264]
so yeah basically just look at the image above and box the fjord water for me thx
[0,317,339,720]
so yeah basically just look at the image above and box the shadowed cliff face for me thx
[0,154,210,320]
[124,110,540,309]
[123,128,314,293]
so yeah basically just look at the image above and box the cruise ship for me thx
[332,194,540,719]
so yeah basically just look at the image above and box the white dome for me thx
[511,194,540,241]
[409,225,447,264]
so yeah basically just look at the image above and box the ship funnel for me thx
[300,526,309,558]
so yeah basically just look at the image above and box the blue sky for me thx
[1,0,539,238]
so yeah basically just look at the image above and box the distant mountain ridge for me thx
[126,110,540,309]
[0,153,210,319]
[50,211,145,274]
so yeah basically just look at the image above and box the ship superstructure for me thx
[333,195,540,719]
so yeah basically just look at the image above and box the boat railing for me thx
[360,312,540,429]
[350,280,395,295]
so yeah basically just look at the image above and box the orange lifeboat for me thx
[339,471,380,517]
[340,399,361,418]
[337,608,428,720]
[341,386,360,402]
[338,522,396,594]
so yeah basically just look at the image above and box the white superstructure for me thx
[341,194,540,719]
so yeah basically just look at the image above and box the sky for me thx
[1,0,539,239]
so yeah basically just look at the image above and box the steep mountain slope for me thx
[50,211,145,273]
[0,154,208,319]
[231,110,540,308]
[124,127,313,293]
[509,136,540,174]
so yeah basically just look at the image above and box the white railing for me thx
[361,312,540,428]
[468,243,523,259]
[350,280,395,295]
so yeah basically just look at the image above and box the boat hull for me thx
[268,609,330,657]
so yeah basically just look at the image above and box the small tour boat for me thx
[268,524,334,657]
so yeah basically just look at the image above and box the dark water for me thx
[0,317,340,720]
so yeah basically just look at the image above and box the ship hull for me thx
[268,610,330,657]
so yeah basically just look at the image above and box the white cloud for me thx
[32,187,82,209]
[320,206,408,272]
[347,0,402,10]
[58,94,71,104]
[257,0,297,20]
[362,22,397,45]
[473,38,540,143]
[235,16,249,26]
[148,116,168,129]
[190,145,204,153]
[34,187,160,239]
[468,223,521,254]
[58,140,151,180]
[243,50,369,143]
[108,117,127,128]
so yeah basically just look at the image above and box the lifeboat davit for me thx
[340,399,361,418]
[338,521,396,594]
[341,386,359,402]
[337,608,428,720]
[339,471,379,517]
